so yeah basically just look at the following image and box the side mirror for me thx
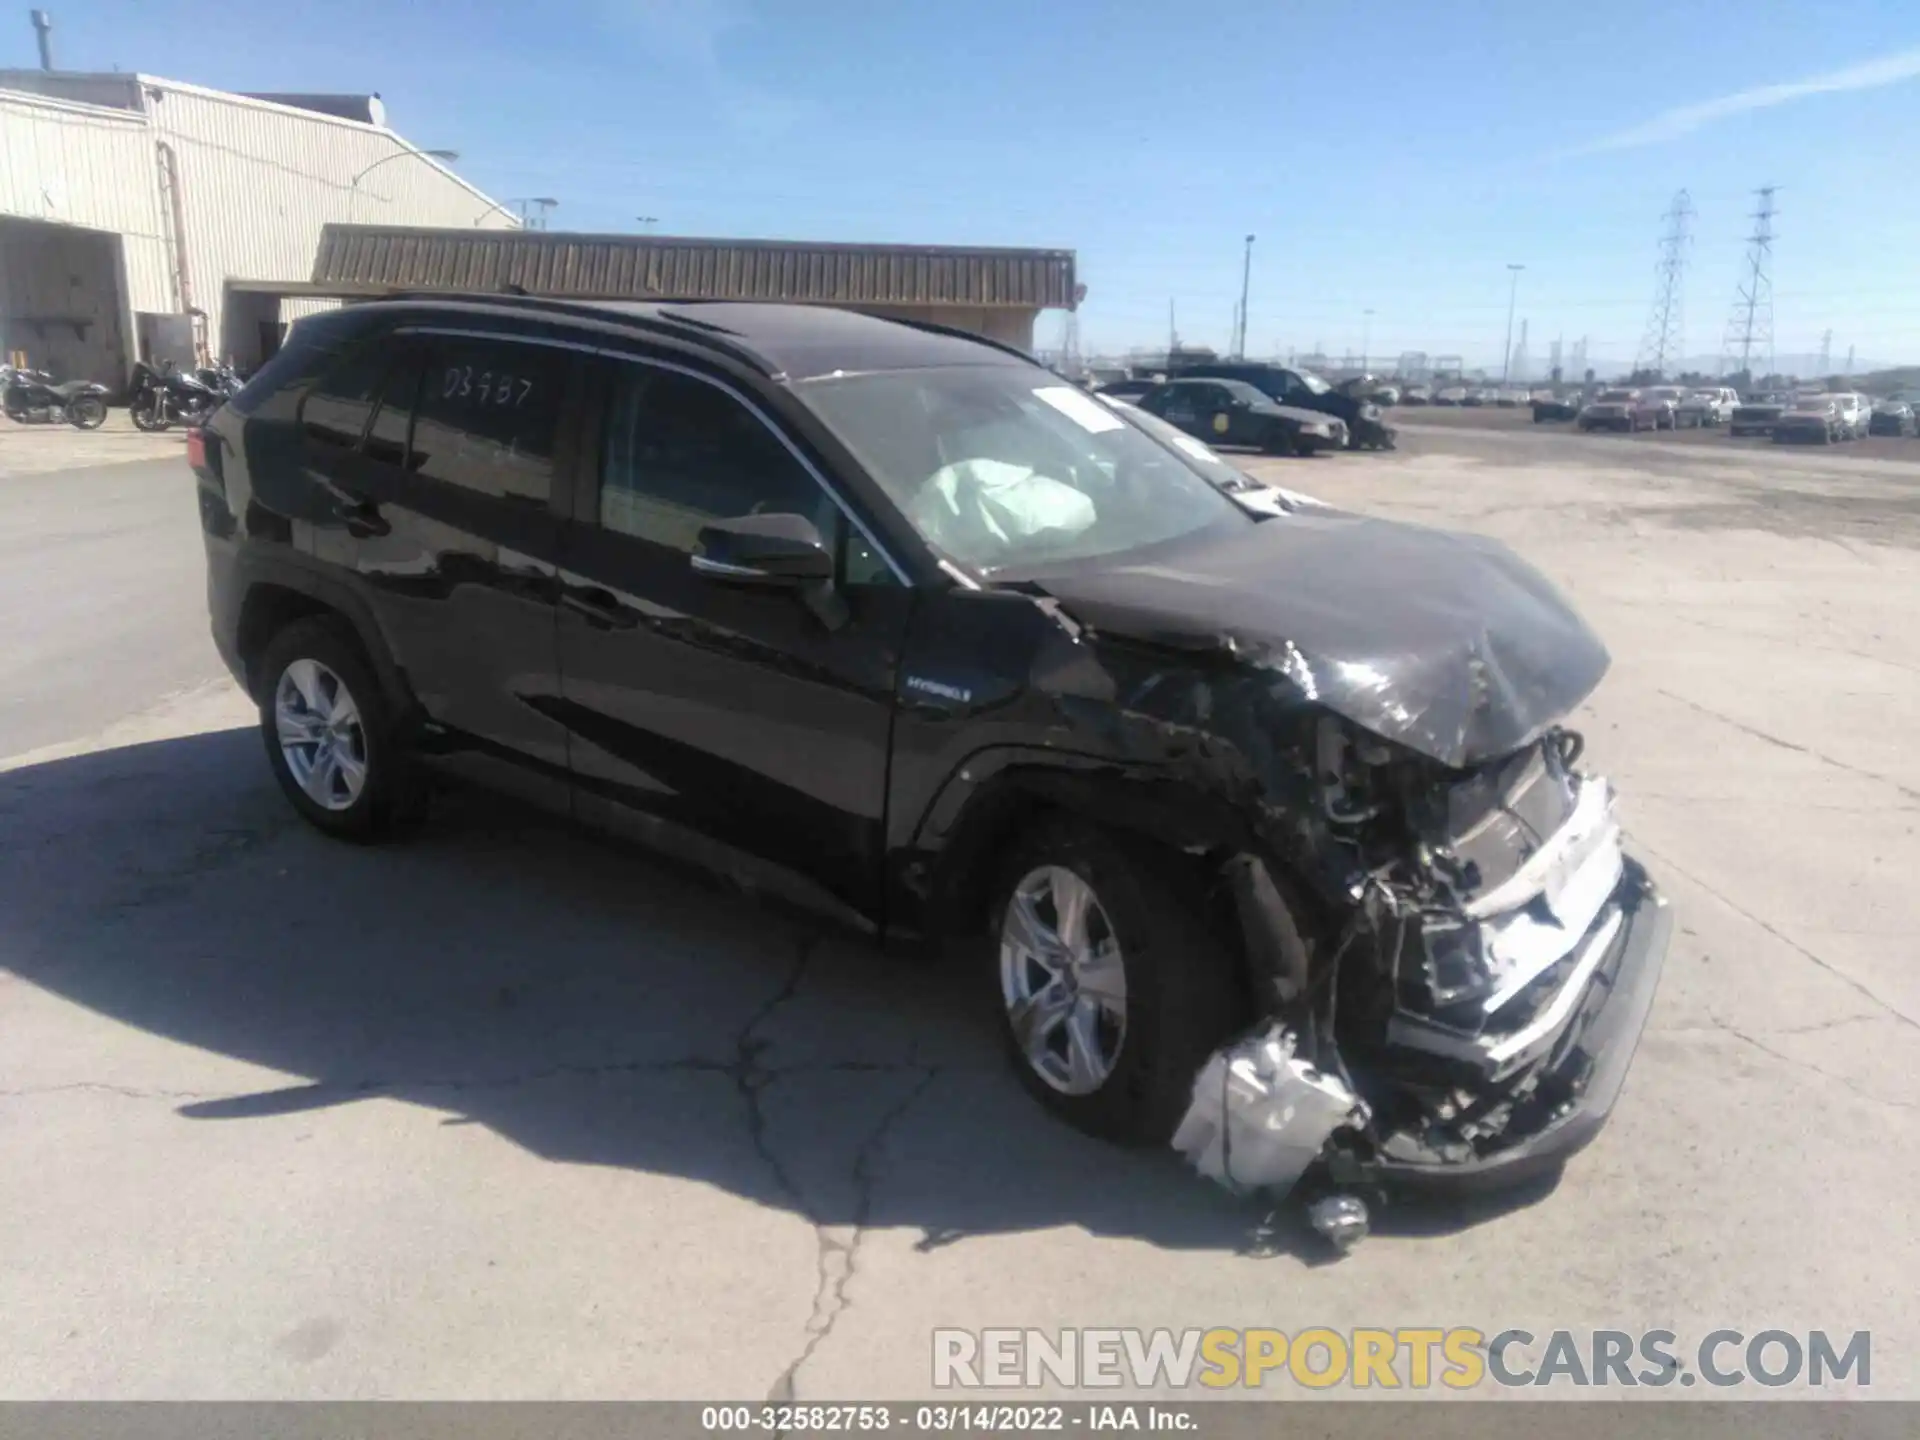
[692,511,833,586]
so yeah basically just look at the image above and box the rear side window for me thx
[299,345,387,450]
[363,354,423,470]
[411,337,568,504]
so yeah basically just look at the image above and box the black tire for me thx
[987,814,1247,1146]
[256,617,426,843]
[1260,424,1298,457]
[130,394,168,431]
[66,395,106,429]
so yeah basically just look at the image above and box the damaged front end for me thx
[1016,508,1672,1235]
[1173,716,1671,1220]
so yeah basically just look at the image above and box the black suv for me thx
[195,296,1668,1196]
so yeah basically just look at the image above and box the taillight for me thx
[186,426,208,471]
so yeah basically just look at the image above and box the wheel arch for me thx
[232,564,415,721]
[900,747,1258,947]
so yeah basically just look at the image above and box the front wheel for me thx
[130,394,168,431]
[990,816,1246,1145]
[258,618,426,842]
[66,395,106,429]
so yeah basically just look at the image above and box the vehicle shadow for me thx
[0,728,1557,1260]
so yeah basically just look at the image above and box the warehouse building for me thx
[1,70,515,391]
[294,224,1081,353]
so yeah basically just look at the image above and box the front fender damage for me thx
[1015,588,1671,1254]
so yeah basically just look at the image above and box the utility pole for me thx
[1844,344,1854,378]
[1167,299,1177,358]
[1722,186,1778,384]
[1235,234,1255,359]
[1636,189,1693,380]
[1361,309,1373,373]
[1501,264,1525,383]
[1818,329,1832,375]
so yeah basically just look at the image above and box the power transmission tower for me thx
[1844,344,1854,378]
[1722,186,1777,383]
[1636,190,1693,378]
[1818,329,1832,376]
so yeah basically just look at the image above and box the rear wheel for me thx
[257,618,426,842]
[66,395,106,429]
[989,816,1246,1145]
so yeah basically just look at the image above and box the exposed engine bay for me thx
[1174,717,1658,1246]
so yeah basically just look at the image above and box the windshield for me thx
[1094,394,1257,491]
[797,365,1249,575]
[1294,368,1332,395]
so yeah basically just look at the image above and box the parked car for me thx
[1638,387,1688,428]
[1493,388,1524,407]
[1531,393,1583,423]
[1578,388,1664,432]
[1831,392,1869,439]
[1173,361,1397,450]
[1728,393,1793,437]
[1433,387,1467,406]
[1674,387,1738,428]
[1132,377,1347,455]
[1462,388,1491,407]
[1094,378,1160,402]
[1867,399,1915,437]
[1772,394,1843,444]
[195,295,1669,1208]
[1400,385,1432,405]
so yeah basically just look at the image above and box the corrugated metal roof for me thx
[312,225,1079,310]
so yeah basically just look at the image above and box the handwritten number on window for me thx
[440,366,531,408]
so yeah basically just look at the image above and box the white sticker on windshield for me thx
[1034,385,1127,433]
[1171,435,1219,463]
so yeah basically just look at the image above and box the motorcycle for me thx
[2,364,110,429]
[129,359,239,432]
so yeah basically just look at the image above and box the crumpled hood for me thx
[1026,510,1612,769]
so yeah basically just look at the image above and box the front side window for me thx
[797,364,1250,576]
[598,362,843,558]
[411,338,567,504]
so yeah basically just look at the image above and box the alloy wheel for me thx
[999,865,1128,1095]
[273,658,369,811]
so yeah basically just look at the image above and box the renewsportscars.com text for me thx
[931,1328,1871,1391]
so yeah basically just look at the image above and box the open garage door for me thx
[0,217,130,394]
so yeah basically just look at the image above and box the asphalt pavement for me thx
[2,426,1916,1400]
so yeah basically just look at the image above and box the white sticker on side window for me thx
[1034,385,1127,434]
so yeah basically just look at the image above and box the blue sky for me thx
[12,0,1920,369]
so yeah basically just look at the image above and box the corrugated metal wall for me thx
[4,75,516,373]
[312,226,1079,310]
[0,89,172,317]
[141,80,516,362]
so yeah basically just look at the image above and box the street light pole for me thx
[1236,234,1255,359]
[1362,308,1373,373]
[349,146,459,222]
[1502,264,1525,383]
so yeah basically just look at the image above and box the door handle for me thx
[561,586,638,630]
[332,494,390,538]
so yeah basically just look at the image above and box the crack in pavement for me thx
[1707,1012,1919,1112]
[1656,687,1920,804]
[1634,836,1920,1034]
[766,1065,941,1410]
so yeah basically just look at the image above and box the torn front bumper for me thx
[1345,857,1672,1195]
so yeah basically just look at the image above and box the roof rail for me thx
[361,289,779,376]
[881,314,1039,365]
